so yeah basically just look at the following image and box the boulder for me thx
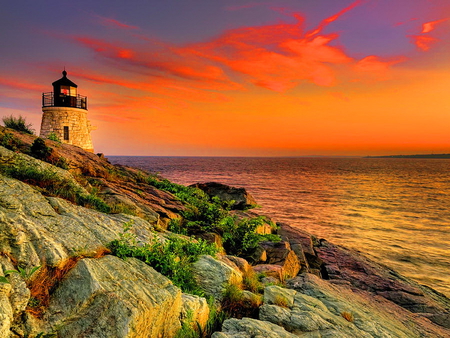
[181,294,210,330]
[258,241,301,279]
[263,285,296,308]
[190,182,257,210]
[47,255,182,338]
[277,222,316,272]
[192,255,243,301]
[252,264,283,282]
[212,317,298,338]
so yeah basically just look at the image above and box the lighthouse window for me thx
[60,86,77,96]
[64,126,69,140]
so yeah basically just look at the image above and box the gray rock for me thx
[215,317,298,338]
[264,285,296,308]
[0,174,154,268]
[279,273,450,337]
[192,255,243,301]
[314,240,450,328]
[47,255,182,338]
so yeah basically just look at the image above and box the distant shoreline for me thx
[366,154,450,159]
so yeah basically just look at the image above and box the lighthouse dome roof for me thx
[52,70,78,88]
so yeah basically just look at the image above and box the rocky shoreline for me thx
[0,126,449,337]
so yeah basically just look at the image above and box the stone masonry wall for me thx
[40,107,94,152]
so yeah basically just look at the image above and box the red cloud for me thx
[354,55,406,80]
[412,35,438,51]
[0,78,46,92]
[72,1,403,97]
[411,17,449,51]
[422,18,449,33]
[98,16,139,30]
[305,0,363,38]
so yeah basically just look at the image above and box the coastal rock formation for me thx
[215,278,450,337]
[212,317,297,338]
[314,239,450,328]
[47,255,182,338]
[190,182,257,210]
[0,127,449,338]
[0,173,154,268]
[192,255,243,301]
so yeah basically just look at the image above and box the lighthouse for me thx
[40,70,94,152]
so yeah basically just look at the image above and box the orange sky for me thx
[1,0,450,156]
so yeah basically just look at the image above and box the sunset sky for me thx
[1,0,450,156]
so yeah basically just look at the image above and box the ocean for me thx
[109,156,450,297]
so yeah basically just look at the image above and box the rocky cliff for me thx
[0,126,449,338]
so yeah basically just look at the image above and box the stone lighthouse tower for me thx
[40,70,94,152]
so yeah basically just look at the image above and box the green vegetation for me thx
[218,215,280,257]
[0,132,23,151]
[47,132,61,143]
[149,175,280,258]
[0,160,116,214]
[30,137,68,169]
[108,223,218,295]
[2,115,34,134]
[30,138,52,160]
[175,298,227,338]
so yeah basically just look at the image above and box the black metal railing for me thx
[42,92,88,110]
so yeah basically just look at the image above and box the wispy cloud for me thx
[411,17,450,51]
[72,2,407,99]
[97,16,139,30]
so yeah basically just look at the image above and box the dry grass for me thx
[27,247,110,317]
[341,311,354,322]
[242,269,264,294]
[273,295,289,308]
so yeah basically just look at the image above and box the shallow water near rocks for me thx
[109,156,450,297]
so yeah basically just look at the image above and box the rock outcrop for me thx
[192,255,243,301]
[190,182,257,210]
[214,277,450,337]
[47,255,182,338]
[0,126,449,338]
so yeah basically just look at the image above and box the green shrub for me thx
[218,216,281,257]
[108,227,218,295]
[2,115,34,134]
[0,132,22,151]
[30,138,52,160]
[47,132,61,143]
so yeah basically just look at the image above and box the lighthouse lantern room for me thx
[40,70,94,152]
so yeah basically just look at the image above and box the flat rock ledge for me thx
[213,275,450,338]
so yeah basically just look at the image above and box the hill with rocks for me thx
[0,125,449,338]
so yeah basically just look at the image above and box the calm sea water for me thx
[109,156,450,297]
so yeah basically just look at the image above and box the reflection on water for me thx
[110,156,450,297]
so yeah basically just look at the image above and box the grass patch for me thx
[221,283,261,319]
[26,247,110,317]
[2,115,34,134]
[108,224,218,295]
[0,160,113,213]
[0,132,23,152]
[242,269,264,294]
